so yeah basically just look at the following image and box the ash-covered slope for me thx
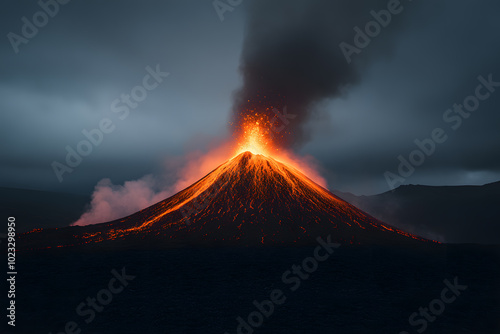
[20,152,433,250]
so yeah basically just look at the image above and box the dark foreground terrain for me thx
[4,243,500,334]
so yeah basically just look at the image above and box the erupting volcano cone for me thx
[20,151,433,250]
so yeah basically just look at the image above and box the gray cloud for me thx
[0,0,499,197]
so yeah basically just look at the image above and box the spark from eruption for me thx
[233,113,328,188]
[235,114,273,156]
[74,107,328,227]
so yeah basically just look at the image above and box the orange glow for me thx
[19,105,437,251]
[77,151,429,245]
[167,141,236,194]
[233,116,328,188]
[118,150,334,235]
[161,113,327,197]
[234,114,273,156]
[20,149,435,250]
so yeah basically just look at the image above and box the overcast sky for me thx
[1,0,500,196]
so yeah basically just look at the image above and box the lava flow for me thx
[19,121,435,250]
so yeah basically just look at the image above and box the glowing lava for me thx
[232,115,327,188]
[19,105,438,250]
[235,114,274,156]
[19,151,436,250]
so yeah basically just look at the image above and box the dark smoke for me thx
[232,0,406,147]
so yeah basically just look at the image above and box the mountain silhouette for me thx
[19,152,433,250]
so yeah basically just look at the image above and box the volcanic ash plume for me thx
[232,0,401,148]
[73,0,407,228]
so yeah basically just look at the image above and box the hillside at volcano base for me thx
[20,151,432,250]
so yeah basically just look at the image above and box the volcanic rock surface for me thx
[20,152,433,249]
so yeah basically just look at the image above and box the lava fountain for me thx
[19,111,435,250]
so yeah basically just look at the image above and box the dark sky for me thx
[1,0,500,196]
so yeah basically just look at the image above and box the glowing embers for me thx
[235,113,275,156]
[30,150,434,249]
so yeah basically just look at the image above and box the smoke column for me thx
[232,0,403,147]
[75,0,408,226]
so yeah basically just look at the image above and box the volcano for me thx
[20,151,433,250]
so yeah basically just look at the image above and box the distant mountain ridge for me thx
[2,176,499,245]
[332,181,500,244]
